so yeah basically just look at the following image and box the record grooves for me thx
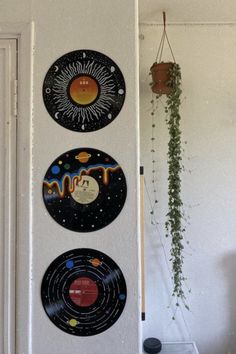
[43,148,127,232]
[41,248,127,336]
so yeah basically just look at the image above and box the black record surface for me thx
[43,148,127,232]
[43,50,126,132]
[41,248,127,336]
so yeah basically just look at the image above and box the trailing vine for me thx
[164,63,188,309]
[148,12,190,316]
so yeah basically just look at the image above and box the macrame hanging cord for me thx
[155,12,176,63]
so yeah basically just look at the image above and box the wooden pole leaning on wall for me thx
[140,166,145,321]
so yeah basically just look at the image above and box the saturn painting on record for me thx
[42,148,127,232]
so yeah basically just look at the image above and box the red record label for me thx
[69,277,99,307]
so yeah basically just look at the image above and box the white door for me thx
[0,39,17,354]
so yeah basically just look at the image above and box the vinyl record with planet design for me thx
[43,148,127,232]
[43,50,126,132]
[41,248,127,336]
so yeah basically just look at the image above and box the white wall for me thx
[140,23,236,354]
[0,1,140,353]
[31,2,140,354]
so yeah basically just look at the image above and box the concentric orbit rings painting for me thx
[42,50,126,132]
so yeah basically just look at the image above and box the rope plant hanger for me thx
[149,13,189,313]
[150,12,176,95]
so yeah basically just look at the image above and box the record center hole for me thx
[69,75,99,105]
[69,277,99,307]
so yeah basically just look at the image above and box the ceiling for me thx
[139,0,236,24]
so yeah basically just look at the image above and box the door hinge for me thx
[12,79,18,117]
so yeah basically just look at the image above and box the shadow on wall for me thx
[222,253,236,354]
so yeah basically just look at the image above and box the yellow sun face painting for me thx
[69,75,99,106]
[43,50,126,132]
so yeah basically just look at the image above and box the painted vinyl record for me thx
[43,50,126,132]
[43,148,127,232]
[41,248,127,336]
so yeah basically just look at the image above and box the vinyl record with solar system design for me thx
[43,50,126,132]
[41,248,127,336]
[43,148,127,232]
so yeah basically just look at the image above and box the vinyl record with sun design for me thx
[41,248,127,336]
[43,148,127,232]
[43,50,126,132]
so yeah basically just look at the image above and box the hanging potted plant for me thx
[149,13,188,311]
[150,12,177,95]
[150,61,174,95]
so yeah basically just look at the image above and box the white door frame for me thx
[0,37,17,354]
[0,23,34,354]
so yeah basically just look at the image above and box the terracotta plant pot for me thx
[150,62,174,95]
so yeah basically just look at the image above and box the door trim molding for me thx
[0,38,17,354]
[0,23,34,354]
